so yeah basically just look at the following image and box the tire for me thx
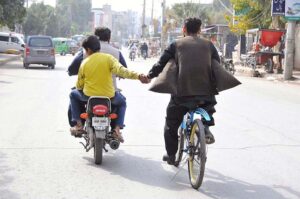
[94,134,104,165]
[48,65,55,69]
[188,119,206,189]
[23,63,29,69]
[174,127,185,167]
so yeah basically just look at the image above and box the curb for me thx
[234,64,300,85]
[0,55,21,66]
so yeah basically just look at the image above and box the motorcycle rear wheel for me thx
[94,134,104,165]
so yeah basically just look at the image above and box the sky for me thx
[38,0,213,17]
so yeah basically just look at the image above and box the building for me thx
[91,5,140,45]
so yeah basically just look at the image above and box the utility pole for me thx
[161,0,167,50]
[151,0,154,24]
[142,0,146,38]
[284,21,296,80]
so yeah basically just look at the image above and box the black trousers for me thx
[164,95,217,156]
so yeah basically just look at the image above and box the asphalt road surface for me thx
[0,53,299,199]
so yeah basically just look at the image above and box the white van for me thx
[0,32,25,54]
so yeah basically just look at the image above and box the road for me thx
[0,53,300,199]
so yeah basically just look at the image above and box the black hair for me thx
[184,17,202,34]
[82,35,100,52]
[94,27,111,41]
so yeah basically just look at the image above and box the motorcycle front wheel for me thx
[94,134,104,165]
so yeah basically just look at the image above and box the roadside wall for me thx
[295,22,300,70]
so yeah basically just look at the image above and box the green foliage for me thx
[23,3,56,35]
[0,0,26,30]
[166,1,232,32]
[227,0,285,34]
[22,0,91,37]
[56,0,91,37]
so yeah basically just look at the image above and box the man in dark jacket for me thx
[147,17,220,165]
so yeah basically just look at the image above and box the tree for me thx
[56,0,92,37]
[0,0,26,30]
[22,2,56,36]
[226,0,285,34]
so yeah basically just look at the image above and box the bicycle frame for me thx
[180,108,211,153]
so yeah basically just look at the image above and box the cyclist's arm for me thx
[147,42,176,79]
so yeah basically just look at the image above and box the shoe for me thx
[112,130,124,143]
[204,126,215,144]
[70,123,85,137]
[162,154,175,165]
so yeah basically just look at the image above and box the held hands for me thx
[138,74,151,84]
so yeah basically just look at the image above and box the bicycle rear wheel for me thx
[188,119,207,189]
[174,127,185,167]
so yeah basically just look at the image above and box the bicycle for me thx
[174,107,211,189]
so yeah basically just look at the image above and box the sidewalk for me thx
[0,53,21,66]
[234,62,300,85]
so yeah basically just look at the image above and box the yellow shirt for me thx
[76,52,139,98]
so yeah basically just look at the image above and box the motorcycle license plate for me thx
[92,117,109,127]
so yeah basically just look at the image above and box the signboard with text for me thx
[285,0,300,20]
[272,0,285,16]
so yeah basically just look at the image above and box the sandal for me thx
[112,130,124,143]
[70,124,85,137]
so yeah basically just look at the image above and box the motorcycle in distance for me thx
[129,49,136,61]
[141,49,147,60]
[218,51,235,75]
[79,96,120,165]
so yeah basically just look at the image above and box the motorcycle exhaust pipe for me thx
[109,139,120,150]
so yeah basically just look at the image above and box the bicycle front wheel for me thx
[188,119,207,189]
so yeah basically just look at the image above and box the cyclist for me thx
[146,18,220,165]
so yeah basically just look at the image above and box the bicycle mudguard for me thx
[194,108,211,122]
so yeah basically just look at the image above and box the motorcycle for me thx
[141,49,147,60]
[79,96,120,165]
[129,49,136,61]
[220,55,235,75]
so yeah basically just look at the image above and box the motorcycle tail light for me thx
[109,113,118,119]
[93,105,108,116]
[80,113,88,119]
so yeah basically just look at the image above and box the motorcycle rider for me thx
[70,35,148,142]
[140,42,148,59]
[129,43,138,60]
[68,27,128,134]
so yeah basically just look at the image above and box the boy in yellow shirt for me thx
[70,35,147,142]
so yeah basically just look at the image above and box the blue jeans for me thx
[69,89,126,128]
[69,89,89,122]
[111,91,127,129]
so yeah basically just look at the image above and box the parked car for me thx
[0,32,25,54]
[23,35,56,69]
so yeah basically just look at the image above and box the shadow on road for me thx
[201,169,296,199]
[83,151,298,198]
[82,150,192,191]
[0,152,20,199]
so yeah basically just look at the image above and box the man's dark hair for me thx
[82,35,100,52]
[94,27,111,41]
[184,17,202,34]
